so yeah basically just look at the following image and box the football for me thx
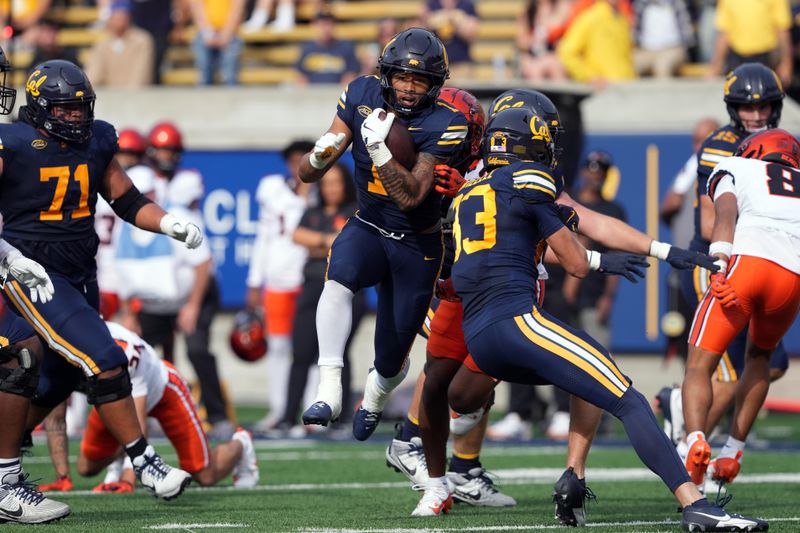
[380,110,417,170]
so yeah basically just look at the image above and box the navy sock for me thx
[611,387,691,493]
[449,454,482,474]
[400,417,420,441]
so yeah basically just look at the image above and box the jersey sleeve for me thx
[531,201,565,240]
[336,76,370,129]
[511,166,560,202]
[707,158,737,200]
[95,120,120,169]
[417,105,469,160]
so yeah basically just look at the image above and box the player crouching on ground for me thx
[39,321,259,493]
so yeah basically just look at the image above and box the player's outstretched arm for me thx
[546,226,590,278]
[559,191,718,271]
[299,116,353,183]
[102,158,203,249]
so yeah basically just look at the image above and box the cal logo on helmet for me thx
[530,115,552,143]
[26,70,47,97]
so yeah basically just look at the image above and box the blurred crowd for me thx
[1,0,798,90]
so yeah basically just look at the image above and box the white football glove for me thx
[309,132,346,169]
[160,213,203,249]
[2,251,55,303]
[361,108,395,167]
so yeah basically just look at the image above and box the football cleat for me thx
[686,437,712,487]
[232,427,259,488]
[302,401,336,427]
[656,386,685,445]
[552,467,596,527]
[448,467,516,507]
[710,452,743,484]
[0,476,71,524]
[352,406,382,441]
[132,445,192,500]
[38,476,73,492]
[386,433,429,487]
[411,484,452,517]
[92,481,134,494]
[681,501,768,532]
[449,407,484,436]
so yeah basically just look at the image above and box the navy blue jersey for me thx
[337,75,468,233]
[0,118,118,283]
[451,161,564,341]
[691,124,743,253]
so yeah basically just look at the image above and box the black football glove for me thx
[598,252,650,283]
[665,246,720,272]
[558,205,580,233]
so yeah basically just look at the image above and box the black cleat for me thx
[552,467,596,527]
[682,501,768,532]
[302,401,336,426]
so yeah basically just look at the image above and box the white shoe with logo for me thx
[0,475,70,524]
[386,436,429,487]
[132,445,192,500]
[448,467,517,507]
[411,479,452,517]
[232,428,259,488]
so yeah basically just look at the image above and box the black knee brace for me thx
[0,346,39,398]
[85,367,132,405]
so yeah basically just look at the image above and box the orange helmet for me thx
[438,87,485,171]
[229,311,267,362]
[736,128,800,168]
[117,128,146,154]
[148,121,183,151]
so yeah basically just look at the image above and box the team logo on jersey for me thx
[31,139,47,149]
[26,70,47,97]
[357,105,372,118]
[489,132,507,152]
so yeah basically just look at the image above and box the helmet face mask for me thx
[147,122,184,175]
[0,47,16,116]
[723,63,784,132]
[482,108,555,170]
[25,60,96,144]
[379,28,449,115]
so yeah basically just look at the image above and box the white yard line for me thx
[144,524,249,530]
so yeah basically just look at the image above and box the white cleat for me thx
[411,483,452,517]
[0,476,70,524]
[232,428,259,488]
[449,407,484,436]
[132,445,192,500]
[386,436,429,487]
[448,467,517,507]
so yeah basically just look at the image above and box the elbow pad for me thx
[110,185,153,224]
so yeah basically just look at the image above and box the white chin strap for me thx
[745,125,768,133]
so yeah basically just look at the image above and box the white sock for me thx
[427,475,449,495]
[676,440,689,462]
[718,436,745,460]
[0,457,22,485]
[316,280,354,368]
[362,358,410,412]
[686,430,706,449]
[65,392,89,435]
[302,364,320,412]
[266,334,292,423]
[315,366,343,418]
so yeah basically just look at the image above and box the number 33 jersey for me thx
[708,156,800,274]
[0,119,119,283]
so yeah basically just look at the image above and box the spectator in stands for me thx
[557,0,636,88]
[694,0,717,64]
[1,0,51,42]
[360,18,399,76]
[707,0,793,86]
[633,0,694,78]
[421,0,478,80]
[85,0,154,87]
[189,0,246,85]
[517,0,570,82]
[128,0,188,84]
[30,17,79,67]
[277,163,364,434]
[296,9,360,86]
[244,0,296,32]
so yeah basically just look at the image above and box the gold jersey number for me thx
[39,163,91,221]
[452,183,497,261]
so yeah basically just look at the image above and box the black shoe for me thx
[552,467,596,527]
[682,502,768,532]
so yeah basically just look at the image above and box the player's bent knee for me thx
[0,341,41,398]
[85,367,132,405]
[769,367,787,382]
[192,467,216,486]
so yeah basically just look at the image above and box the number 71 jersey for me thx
[0,119,119,242]
[708,156,800,274]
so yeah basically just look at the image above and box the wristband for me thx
[708,241,733,258]
[649,240,671,260]
[366,141,393,167]
[586,250,602,271]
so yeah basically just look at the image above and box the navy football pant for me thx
[0,305,36,347]
[2,274,128,408]
[467,307,690,492]
[679,265,788,381]
[327,217,443,377]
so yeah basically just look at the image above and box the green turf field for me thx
[19,427,800,533]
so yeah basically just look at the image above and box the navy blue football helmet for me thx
[482,108,555,170]
[24,60,96,143]
[489,89,563,162]
[723,63,784,131]
[378,28,449,114]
